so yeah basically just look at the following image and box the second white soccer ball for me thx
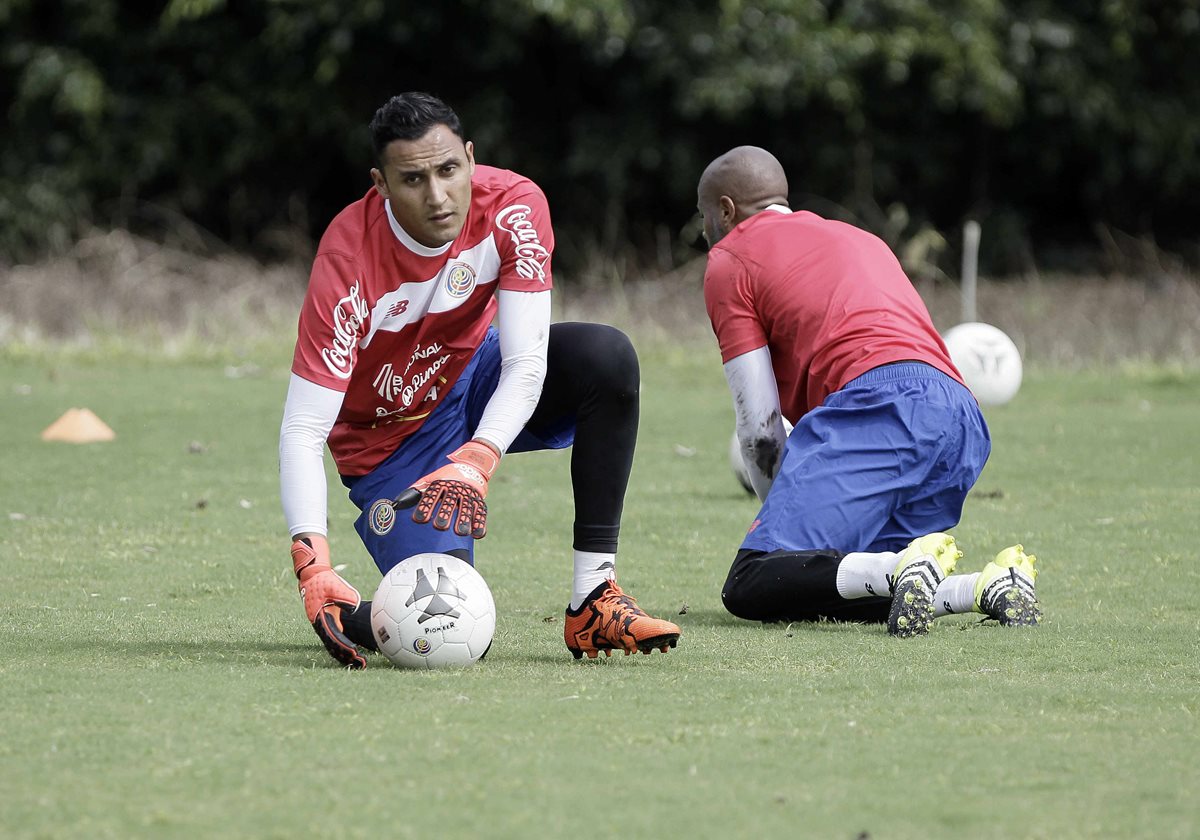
[370,553,496,669]
[730,417,794,495]
[943,321,1023,406]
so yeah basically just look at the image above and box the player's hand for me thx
[392,440,500,539]
[291,535,367,670]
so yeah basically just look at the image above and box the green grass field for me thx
[3,340,1198,839]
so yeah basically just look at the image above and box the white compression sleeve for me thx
[723,346,788,501]
[279,373,344,538]
[472,289,550,455]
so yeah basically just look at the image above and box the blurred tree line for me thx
[3,0,1199,276]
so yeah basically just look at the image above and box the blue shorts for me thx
[342,328,574,574]
[741,363,991,555]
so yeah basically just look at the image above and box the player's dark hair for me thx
[370,92,464,164]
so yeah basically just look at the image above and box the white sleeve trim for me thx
[279,373,343,538]
[472,289,551,454]
[723,346,788,501]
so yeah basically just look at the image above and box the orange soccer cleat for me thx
[564,580,681,659]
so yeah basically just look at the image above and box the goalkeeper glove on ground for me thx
[291,535,367,670]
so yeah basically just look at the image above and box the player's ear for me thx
[464,140,475,175]
[370,167,390,199]
[720,195,737,227]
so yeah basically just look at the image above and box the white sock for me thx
[570,550,616,610]
[933,573,980,617]
[835,551,899,600]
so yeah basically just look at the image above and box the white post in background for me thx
[961,220,981,324]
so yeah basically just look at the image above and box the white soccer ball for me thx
[730,418,793,494]
[371,553,496,669]
[943,321,1023,406]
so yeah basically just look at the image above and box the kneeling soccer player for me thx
[279,93,680,668]
[696,146,1040,636]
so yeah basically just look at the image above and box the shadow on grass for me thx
[41,638,351,669]
[678,607,887,635]
[42,618,905,672]
[515,650,685,665]
[676,607,750,628]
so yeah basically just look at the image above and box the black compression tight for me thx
[722,548,892,623]
[525,322,639,555]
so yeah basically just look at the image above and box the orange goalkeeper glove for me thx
[291,535,367,670]
[392,440,499,539]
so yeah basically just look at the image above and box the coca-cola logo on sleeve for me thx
[321,281,370,380]
[495,203,549,282]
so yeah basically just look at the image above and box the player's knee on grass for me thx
[722,546,857,624]
[721,549,774,621]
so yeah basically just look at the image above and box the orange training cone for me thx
[40,408,116,443]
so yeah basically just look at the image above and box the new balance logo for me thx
[405,566,466,624]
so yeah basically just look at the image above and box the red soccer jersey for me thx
[291,165,553,475]
[703,209,963,421]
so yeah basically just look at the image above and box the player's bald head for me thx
[699,146,787,210]
[697,146,788,247]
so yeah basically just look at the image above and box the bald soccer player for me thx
[696,146,1041,636]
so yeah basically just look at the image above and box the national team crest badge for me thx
[368,498,396,535]
[445,262,476,298]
